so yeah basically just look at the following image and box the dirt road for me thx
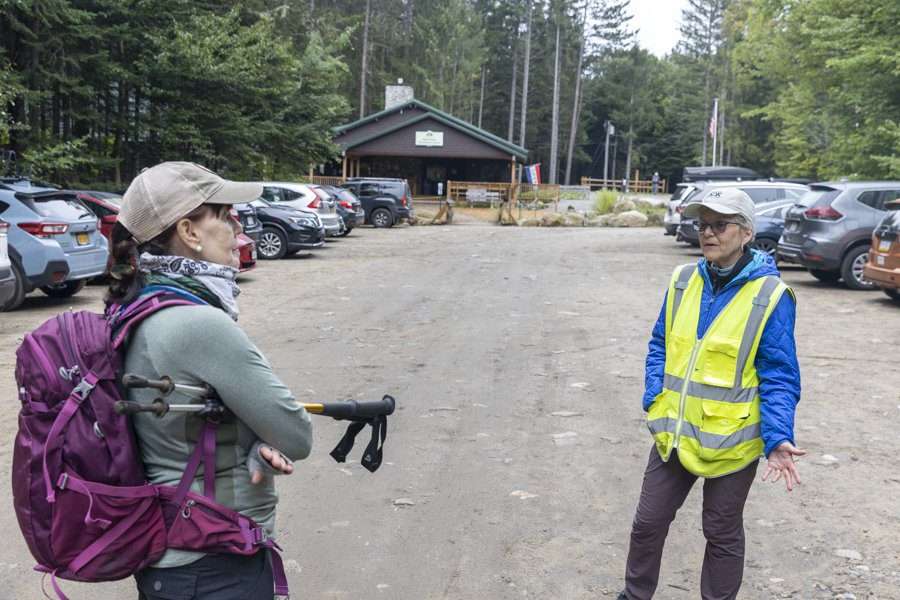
[1,226,897,599]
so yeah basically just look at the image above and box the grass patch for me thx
[593,190,618,215]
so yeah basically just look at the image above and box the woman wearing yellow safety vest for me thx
[618,188,805,600]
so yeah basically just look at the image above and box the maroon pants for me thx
[624,447,758,600]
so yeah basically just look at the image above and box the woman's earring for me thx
[196,245,203,252]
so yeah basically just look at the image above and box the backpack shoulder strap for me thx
[109,292,201,350]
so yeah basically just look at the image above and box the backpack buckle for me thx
[72,379,96,402]
[57,473,69,490]
[252,527,270,545]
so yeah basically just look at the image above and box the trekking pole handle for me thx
[114,399,170,417]
[303,395,396,420]
[122,374,175,395]
[122,374,211,398]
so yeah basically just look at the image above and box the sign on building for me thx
[415,131,444,147]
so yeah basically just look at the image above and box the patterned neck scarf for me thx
[139,253,241,321]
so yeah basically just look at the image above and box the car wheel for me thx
[258,227,287,260]
[371,208,393,228]
[884,288,900,304]
[1,262,27,312]
[40,279,86,298]
[752,237,778,257]
[840,245,876,291]
[808,268,841,283]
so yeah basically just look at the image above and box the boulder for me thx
[613,198,636,213]
[645,212,664,227]
[519,218,541,227]
[563,213,585,227]
[541,213,565,227]
[610,210,649,227]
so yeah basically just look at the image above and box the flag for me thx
[525,163,542,184]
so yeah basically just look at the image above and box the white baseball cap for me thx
[682,187,755,229]
[119,162,262,243]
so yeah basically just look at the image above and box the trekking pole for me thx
[116,373,396,472]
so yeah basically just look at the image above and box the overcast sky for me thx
[630,0,688,57]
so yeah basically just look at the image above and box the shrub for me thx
[593,190,618,214]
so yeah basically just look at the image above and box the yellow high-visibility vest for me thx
[646,263,793,478]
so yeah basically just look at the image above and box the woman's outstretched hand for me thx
[249,442,294,484]
[762,441,806,492]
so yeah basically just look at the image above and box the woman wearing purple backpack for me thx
[109,162,313,599]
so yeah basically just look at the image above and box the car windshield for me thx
[671,186,692,202]
[796,187,840,208]
[92,192,123,206]
[23,195,94,220]
[881,204,900,227]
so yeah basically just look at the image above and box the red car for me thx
[76,191,256,272]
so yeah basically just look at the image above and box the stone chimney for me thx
[385,78,414,110]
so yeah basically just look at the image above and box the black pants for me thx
[136,551,274,600]
[624,446,758,600]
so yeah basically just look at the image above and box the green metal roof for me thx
[333,99,528,161]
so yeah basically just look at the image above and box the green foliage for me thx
[593,189,618,214]
[22,137,93,183]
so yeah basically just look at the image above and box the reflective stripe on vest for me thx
[649,263,791,478]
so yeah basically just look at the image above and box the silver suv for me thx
[778,181,900,290]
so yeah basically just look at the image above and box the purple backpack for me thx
[12,292,289,598]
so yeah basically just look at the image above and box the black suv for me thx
[233,203,263,242]
[341,178,414,228]
[249,199,324,259]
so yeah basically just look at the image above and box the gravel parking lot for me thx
[1,225,897,599]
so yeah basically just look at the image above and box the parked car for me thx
[863,201,900,303]
[676,181,809,246]
[0,179,108,310]
[257,182,343,237]
[341,177,415,228]
[751,201,797,257]
[75,190,123,242]
[322,185,365,236]
[778,181,900,290]
[233,203,263,242]
[250,199,324,260]
[0,219,16,309]
[665,183,703,236]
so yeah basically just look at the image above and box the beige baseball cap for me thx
[682,187,755,229]
[119,162,263,243]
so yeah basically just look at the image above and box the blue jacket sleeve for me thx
[643,292,668,411]
[756,292,801,457]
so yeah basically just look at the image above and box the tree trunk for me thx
[548,24,561,184]
[719,87,726,166]
[518,0,533,148]
[507,33,518,143]
[478,65,486,128]
[564,2,589,185]
[359,0,371,119]
[624,125,634,185]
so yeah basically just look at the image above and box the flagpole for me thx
[710,97,719,168]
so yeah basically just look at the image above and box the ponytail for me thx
[106,223,144,304]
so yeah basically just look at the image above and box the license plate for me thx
[879,239,892,252]
[76,232,90,245]
[876,255,885,266]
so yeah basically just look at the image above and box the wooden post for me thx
[342,155,347,180]
[308,165,314,181]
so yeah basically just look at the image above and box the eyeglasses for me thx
[697,221,740,234]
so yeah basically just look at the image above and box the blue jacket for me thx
[643,250,800,457]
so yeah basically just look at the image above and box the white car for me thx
[257,182,343,237]
[664,183,701,236]
[0,219,17,309]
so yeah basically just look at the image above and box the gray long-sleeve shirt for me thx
[125,304,313,567]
